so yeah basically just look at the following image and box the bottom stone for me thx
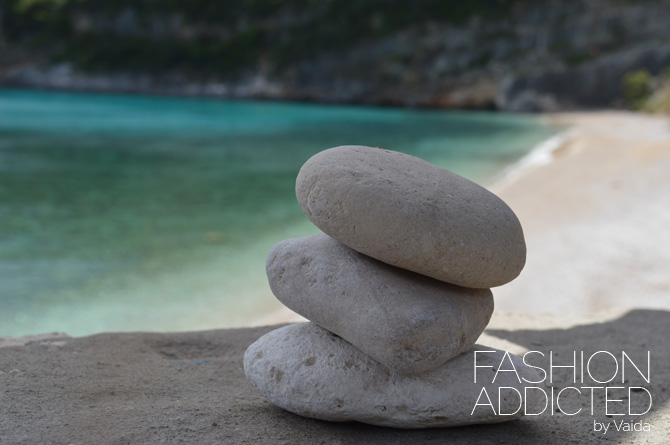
[244,323,544,428]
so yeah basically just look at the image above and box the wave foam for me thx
[491,129,574,190]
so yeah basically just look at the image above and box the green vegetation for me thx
[564,50,595,67]
[643,69,670,114]
[622,68,670,114]
[622,69,652,108]
[1,0,536,77]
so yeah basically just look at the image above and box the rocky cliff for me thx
[2,0,670,111]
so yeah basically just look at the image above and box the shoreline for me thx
[493,110,670,315]
[247,122,576,330]
[252,110,670,326]
[0,84,488,112]
[2,110,668,341]
[486,127,572,190]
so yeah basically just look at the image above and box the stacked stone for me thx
[244,146,542,428]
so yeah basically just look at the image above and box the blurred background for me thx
[1,0,669,337]
[2,0,670,111]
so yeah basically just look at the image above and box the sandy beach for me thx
[256,110,670,325]
[2,110,669,444]
[494,111,670,315]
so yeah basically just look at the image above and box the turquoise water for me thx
[0,89,557,337]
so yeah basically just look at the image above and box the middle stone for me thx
[267,233,494,374]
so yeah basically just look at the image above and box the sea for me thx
[0,89,559,337]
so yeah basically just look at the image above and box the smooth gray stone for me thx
[295,145,526,288]
[244,323,544,429]
[267,233,493,374]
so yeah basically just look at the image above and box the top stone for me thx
[296,146,526,288]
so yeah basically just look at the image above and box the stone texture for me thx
[267,233,494,374]
[2,311,669,443]
[244,323,544,429]
[295,146,526,288]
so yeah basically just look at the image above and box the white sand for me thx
[492,111,670,315]
[254,111,670,324]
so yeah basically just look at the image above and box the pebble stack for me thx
[244,146,542,428]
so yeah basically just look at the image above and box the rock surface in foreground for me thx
[244,323,543,428]
[266,233,494,374]
[295,146,526,288]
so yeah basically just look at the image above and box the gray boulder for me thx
[244,323,544,428]
[296,145,526,288]
[267,233,493,374]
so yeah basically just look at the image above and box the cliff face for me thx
[287,0,670,110]
[2,0,670,111]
